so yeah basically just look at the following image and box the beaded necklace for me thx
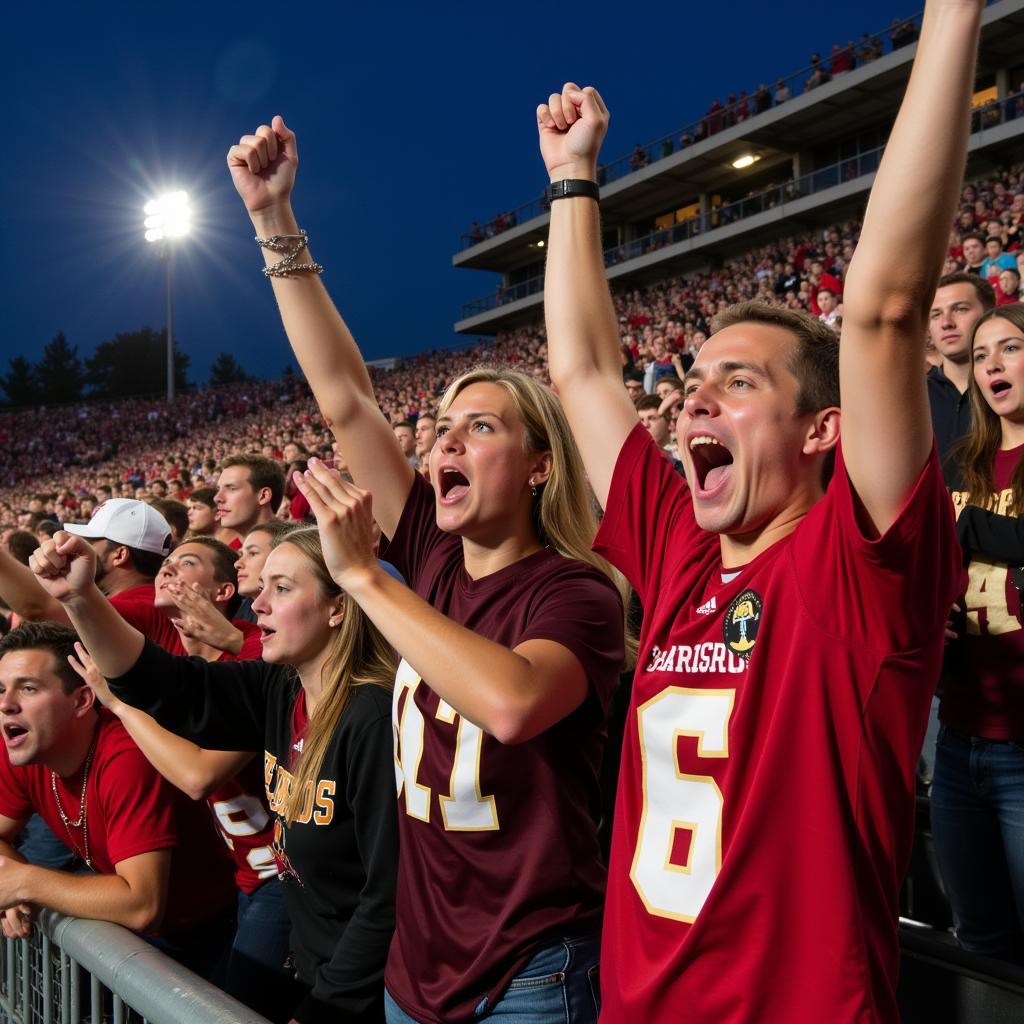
[50,734,98,869]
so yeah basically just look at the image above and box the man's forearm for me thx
[845,1,981,321]
[62,586,145,678]
[0,858,162,933]
[0,550,70,623]
[545,191,621,383]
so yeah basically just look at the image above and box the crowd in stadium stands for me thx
[1,15,1023,1019]
[469,15,923,242]
[4,167,1019,529]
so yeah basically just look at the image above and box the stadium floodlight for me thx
[143,191,191,402]
[731,154,761,170]
[143,191,190,242]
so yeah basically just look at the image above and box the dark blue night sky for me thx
[3,1,905,381]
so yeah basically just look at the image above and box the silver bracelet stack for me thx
[254,229,324,278]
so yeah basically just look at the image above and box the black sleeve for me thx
[956,504,1024,565]
[295,690,398,1024]
[106,639,277,751]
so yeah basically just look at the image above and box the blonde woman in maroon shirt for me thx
[227,119,629,1024]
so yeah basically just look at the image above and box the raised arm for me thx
[839,0,983,534]
[29,533,145,677]
[0,548,70,624]
[30,534,268,752]
[69,646,254,802]
[541,85,640,508]
[227,117,414,537]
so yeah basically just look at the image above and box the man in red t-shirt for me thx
[0,622,235,978]
[151,536,263,661]
[0,498,171,628]
[540,3,979,1021]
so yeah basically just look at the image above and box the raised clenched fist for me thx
[227,115,298,216]
[28,532,97,603]
[536,83,609,183]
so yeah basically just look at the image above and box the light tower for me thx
[143,191,190,402]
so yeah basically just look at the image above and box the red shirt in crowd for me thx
[206,760,279,895]
[0,711,235,935]
[111,583,262,659]
[593,425,958,1024]
[943,443,1024,739]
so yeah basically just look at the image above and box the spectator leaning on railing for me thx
[0,622,237,979]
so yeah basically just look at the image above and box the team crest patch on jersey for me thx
[723,589,762,659]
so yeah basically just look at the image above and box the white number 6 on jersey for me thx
[632,687,735,922]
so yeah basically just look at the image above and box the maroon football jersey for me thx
[206,759,278,894]
[593,425,958,1024]
[380,472,624,1023]
[943,443,1024,738]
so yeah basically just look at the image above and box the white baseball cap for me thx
[64,499,172,556]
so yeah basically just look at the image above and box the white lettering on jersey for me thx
[696,596,717,615]
[645,643,746,675]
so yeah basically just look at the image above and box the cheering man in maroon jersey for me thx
[541,1,979,1021]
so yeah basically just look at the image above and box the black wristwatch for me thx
[546,179,600,203]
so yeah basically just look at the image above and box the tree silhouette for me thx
[0,356,41,407]
[86,326,190,399]
[35,332,85,404]
[209,352,248,387]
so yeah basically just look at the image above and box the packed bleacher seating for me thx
[4,165,1021,529]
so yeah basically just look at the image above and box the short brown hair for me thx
[177,536,239,587]
[174,536,241,616]
[188,486,217,509]
[247,520,301,544]
[710,301,839,416]
[634,394,665,413]
[220,454,285,510]
[936,271,996,310]
[6,530,40,566]
[150,499,189,541]
[0,622,83,694]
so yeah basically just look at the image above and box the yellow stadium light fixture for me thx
[731,154,761,170]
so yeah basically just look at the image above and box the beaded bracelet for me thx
[254,229,324,277]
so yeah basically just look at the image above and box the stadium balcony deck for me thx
[454,87,1024,336]
[454,0,1024,279]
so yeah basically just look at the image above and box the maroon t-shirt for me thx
[379,472,624,1024]
[0,711,235,936]
[943,443,1024,738]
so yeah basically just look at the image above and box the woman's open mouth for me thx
[438,467,470,504]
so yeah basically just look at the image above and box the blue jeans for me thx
[16,814,76,870]
[384,933,600,1023]
[225,877,295,1021]
[930,725,1024,962]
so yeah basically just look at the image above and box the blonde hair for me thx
[438,367,634,666]
[271,528,397,825]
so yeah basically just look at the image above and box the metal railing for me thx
[0,910,271,1024]
[457,10,927,249]
[460,87,1024,320]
